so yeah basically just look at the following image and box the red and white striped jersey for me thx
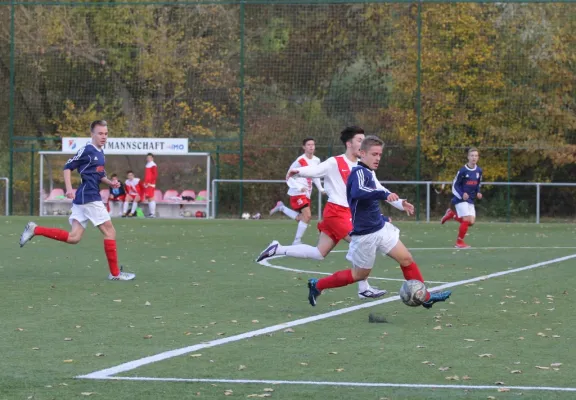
[144,161,158,186]
[286,155,323,198]
[125,178,141,196]
[292,154,357,207]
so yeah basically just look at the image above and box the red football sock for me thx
[104,239,120,277]
[34,226,69,243]
[454,216,463,223]
[401,262,430,301]
[316,269,355,291]
[458,221,470,241]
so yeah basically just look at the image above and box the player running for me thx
[307,135,451,308]
[257,126,385,299]
[269,137,325,245]
[440,148,483,248]
[143,153,158,218]
[19,120,135,281]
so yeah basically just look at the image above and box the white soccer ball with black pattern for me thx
[399,279,427,307]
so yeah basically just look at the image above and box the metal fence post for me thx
[0,178,9,216]
[536,183,541,224]
[426,182,430,223]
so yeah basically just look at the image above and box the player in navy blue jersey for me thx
[19,120,135,281]
[306,136,451,308]
[440,148,483,248]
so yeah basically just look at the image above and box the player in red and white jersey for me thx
[123,171,142,217]
[269,138,325,245]
[257,126,385,299]
[143,153,158,218]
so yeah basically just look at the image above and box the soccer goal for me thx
[39,143,212,219]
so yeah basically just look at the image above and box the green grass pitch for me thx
[1,217,576,399]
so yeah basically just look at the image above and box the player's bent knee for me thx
[352,267,371,281]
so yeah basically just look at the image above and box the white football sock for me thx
[123,201,130,214]
[149,201,156,215]
[277,244,324,260]
[357,279,370,293]
[281,206,299,220]
[294,221,308,243]
[131,201,138,214]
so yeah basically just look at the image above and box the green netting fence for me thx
[1,1,575,219]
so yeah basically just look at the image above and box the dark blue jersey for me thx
[451,164,482,204]
[63,143,106,205]
[347,162,392,236]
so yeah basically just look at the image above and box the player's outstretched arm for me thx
[452,170,465,200]
[63,169,74,199]
[292,158,334,179]
[349,169,394,201]
[312,178,325,193]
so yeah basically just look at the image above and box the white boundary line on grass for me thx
[330,246,576,253]
[78,253,576,381]
[78,376,576,393]
[259,256,448,284]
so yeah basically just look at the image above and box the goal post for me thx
[39,138,212,219]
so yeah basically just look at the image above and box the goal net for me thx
[39,151,212,219]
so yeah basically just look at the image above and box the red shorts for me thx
[317,202,352,244]
[144,186,155,199]
[289,195,311,212]
[109,195,125,202]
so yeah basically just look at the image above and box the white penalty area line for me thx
[77,253,576,381]
[259,256,448,284]
[79,376,576,393]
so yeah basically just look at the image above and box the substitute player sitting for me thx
[19,120,135,281]
[257,126,385,299]
[307,135,451,308]
[440,148,483,248]
[123,170,142,217]
[106,173,126,214]
[269,137,325,245]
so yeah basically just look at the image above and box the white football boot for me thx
[19,221,37,248]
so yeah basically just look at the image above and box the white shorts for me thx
[346,223,400,269]
[69,201,111,229]
[455,202,476,218]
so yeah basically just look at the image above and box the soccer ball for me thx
[399,279,427,307]
[241,212,251,220]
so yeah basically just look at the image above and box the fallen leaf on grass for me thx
[498,388,511,392]
[299,362,308,366]
[251,320,259,323]
[64,338,73,341]
[224,390,233,396]
[552,335,561,338]
[144,301,151,306]
[479,354,493,358]
[445,375,459,381]
[16,328,24,332]
[80,392,95,396]
[32,347,40,350]
[535,366,550,370]
[438,367,450,372]
[487,396,496,400]
[551,363,562,367]
[494,381,505,385]
[263,388,274,392]
[462,375,471,380]
[284,328,294,333]
[113,299,122,303]
[464,339,475,342]
[63,359,73,363]
[335,368,345,372]
[510,370,522,374]
[328,351,338,355]
[94,353,104,357]
[238,365,246,370]
[433,326,442,330]
[190,354,202,358]
[143,335,153,339]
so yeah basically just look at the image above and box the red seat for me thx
[154,189,163,202]
[180,190,196,200]
[46,188,65,200]
[163,190,180,202]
